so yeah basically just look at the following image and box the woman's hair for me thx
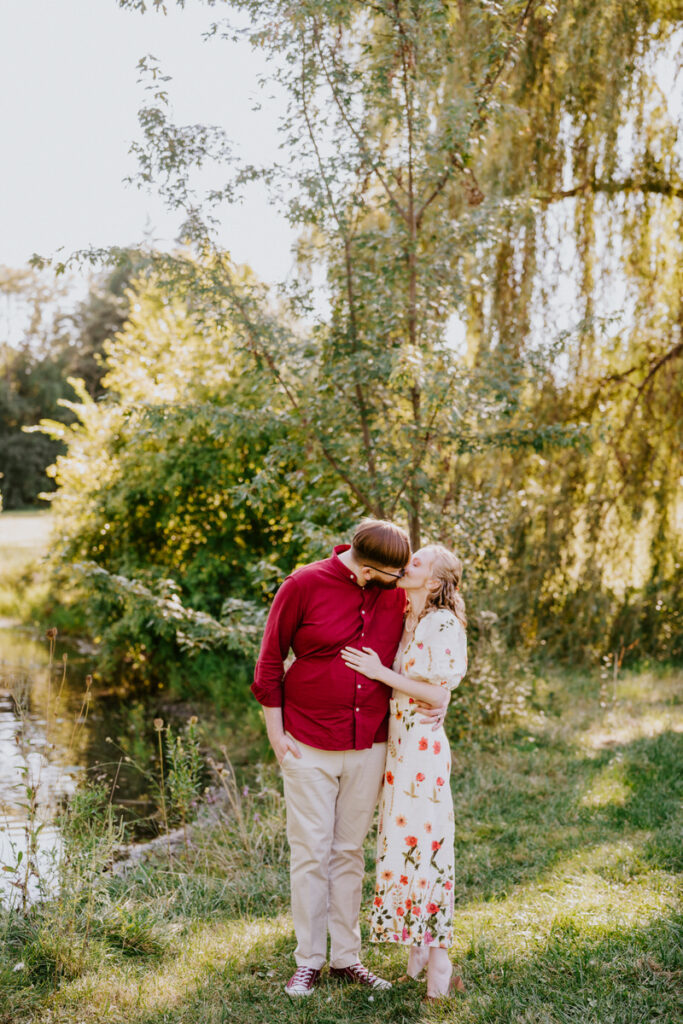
[351,518,411,569]
[419,544,467,630]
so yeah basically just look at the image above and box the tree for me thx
[39,266,353,690]
[45,0,681,664]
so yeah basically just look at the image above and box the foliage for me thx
[38,272,350,692]
[28,1,683,681]
[0,256,142,509]
[106,0,683,667]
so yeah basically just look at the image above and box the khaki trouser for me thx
[280,739,386,969]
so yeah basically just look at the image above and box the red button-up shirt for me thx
[251,545,406,750]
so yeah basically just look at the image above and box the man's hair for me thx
[351,518,411,568]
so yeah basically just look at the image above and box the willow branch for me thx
[538,177,683,202]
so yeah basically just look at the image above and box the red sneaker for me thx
[329,961,392,990]
[284,965,321,997]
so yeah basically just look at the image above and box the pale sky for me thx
[0,0,295,285]
[1,2,680,346]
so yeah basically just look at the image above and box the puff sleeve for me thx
[404,608,467,690]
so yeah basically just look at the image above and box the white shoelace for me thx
[287,966,318,988]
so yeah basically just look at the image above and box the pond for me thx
[0,625,166,905]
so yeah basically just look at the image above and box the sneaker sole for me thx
[284,985,316,997]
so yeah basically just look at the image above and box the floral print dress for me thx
[370,607,467,948]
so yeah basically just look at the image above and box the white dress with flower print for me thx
[370,607,467,948]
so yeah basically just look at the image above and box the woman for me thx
[342,544,467,1000]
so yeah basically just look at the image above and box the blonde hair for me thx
[418,544,467,630]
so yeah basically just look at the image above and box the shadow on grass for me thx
[121,905,682,1024]
[445,729,683,908]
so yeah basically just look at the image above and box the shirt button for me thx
[361,610,365,615]
[357,683,361,689]
[355,707,360,712]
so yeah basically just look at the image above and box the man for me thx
[251,518,445,997]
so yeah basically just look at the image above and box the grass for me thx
[0,509,52,621]
[0,662,681,1024]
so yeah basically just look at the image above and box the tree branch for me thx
[311,20,409,224]
[538,177,683,202]
[222,273,374,511]
[298,39,385,515]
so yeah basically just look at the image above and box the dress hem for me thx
[370,936,451,949]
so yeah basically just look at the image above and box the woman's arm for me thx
[341,646,449,708]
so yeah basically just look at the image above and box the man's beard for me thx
[367,578,398,591]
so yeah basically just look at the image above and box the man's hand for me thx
[272,731,302,765]
[263,706,302,764]
[417,692,450,731]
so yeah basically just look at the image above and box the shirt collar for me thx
[332,544,362,585]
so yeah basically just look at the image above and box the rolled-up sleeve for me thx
[251,576,302,707]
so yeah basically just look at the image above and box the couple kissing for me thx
[251,518,467,1001]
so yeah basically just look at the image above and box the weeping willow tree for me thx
[61,0,678,665]
[453,2,683,658]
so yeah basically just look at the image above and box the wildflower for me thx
[426,902,439,915]
[45,627,58,640]
[153,718,164,732]
[405,835,418,847]
[431,840,441,852]
[242,785,250,797]
[13,962,25,972]
[189,715,198,726]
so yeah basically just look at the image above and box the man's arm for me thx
[251,575,303,762]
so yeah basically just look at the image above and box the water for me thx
[0,626,162,904]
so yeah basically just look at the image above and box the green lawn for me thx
[0,509,52,621]
[1,663,681,1024]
